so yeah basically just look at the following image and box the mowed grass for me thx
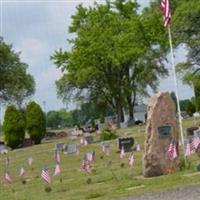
[0,117,200,200]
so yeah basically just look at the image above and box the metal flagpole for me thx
[167,25,187,163]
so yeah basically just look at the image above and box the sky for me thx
[0,0,194,114]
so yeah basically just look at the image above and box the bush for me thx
[26,101,46,144]
[3,105,25,149]
[100,128,117,141]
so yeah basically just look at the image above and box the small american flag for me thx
[84,139,88,146]
[128,153,134,167]
[167,140,177,160]
[185,139,195,156]
[82,160,92,173]
[120,146,125,159]
[161,0,171,27]
[28,156,33,166]
[41,167,51,184]
[192,136,200,150]
[19,167,25,177]
[54,164,61,176]
[4,171,12,184]
[136,144,141,152]
[54,150,60,164]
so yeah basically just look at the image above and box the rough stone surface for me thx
[143,92,179,177]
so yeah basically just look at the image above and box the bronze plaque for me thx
[157,125,171,137]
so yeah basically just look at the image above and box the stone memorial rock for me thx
[143,92,179,177]
[118,137,134,152]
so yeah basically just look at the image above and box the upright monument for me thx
[143,92,179,177]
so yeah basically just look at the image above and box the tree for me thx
[184,100,196,116]
[0,37,35,108]
[47,109,73,129]
[172,0,200,111]
[3,105,25,149]
[26,101,46,144]
[52,0,168,127]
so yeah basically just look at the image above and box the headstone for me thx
[55,143,65,151]
[0,143,8,154]
[84,135,94,144]
[194,129,200,137]
[64,144,77,154]
[143,92,179,177]
[118,137,134,152]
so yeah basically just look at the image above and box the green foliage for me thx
[47,109,72,129]
[26,101,46,144]
[0,38,35,107]
[100,128,117,141]
[184,100,196,116]
[3,104,25,149]
[52,0,168,127]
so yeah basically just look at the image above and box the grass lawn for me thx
[0,117,200,200]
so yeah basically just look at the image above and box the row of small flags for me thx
[2,141,143,185]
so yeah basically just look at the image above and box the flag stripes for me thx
[161,0,171,27]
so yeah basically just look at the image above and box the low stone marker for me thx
[84,135,94,144]
[64,144,78,154]
[55,143,65,151]
[118,137,134,152]
[143,92,179,177]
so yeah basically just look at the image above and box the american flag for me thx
[41,167,51,184]
[84,139,88,146]
[54,164,61,176]
[19,167,25,177]
[54,150,60,164]
[120,146,125,159]
[161,0,171,27]
[4,171,12,184]
[128,153,134,167]
[192,136,200,150]
[81,160,92,173]
[167,140,177,160]
[136,144,141,152]
[28,156,33,166]
[185,139,195,156]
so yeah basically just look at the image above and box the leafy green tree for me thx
[26,101,46,144]
[47,109,73,129]
[172,0,200,111]
[52,0,168,127]
[3,105,25,149]
[184,100,196,116]
[0,38,35,108]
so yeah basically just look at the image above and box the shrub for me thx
[3,105,25,149]
[100,128,117,141]
[26,101,46,144]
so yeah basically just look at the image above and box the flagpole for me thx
[167,25,187,164]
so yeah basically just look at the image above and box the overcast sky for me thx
[1,0,194,113]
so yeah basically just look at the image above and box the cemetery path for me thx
[121,184,200,200]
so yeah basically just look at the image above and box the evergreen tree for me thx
[26,101,46,144]
[3,105,25,149]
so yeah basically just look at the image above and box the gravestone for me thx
[118,137,134,152]
[186,127,199,136]
[143,92,179,177]
[64,144,77,154]
[84,135,94,144]
[55,143,65,151]
[194,129,200,137]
